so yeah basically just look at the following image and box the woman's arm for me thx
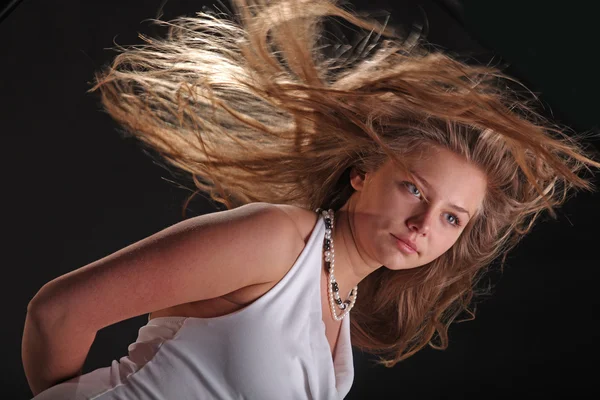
[22,303,96,396]
[21,202,303,396]
[27,203,300,336]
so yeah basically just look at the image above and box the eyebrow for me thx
[409,171,472,219]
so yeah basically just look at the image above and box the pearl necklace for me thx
[316,208,358,321]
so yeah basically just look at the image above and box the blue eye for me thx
[445,213,461,227]
[403,182,421,198]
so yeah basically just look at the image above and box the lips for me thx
[391,234,418,252]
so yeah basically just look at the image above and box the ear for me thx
[349,167,366,191]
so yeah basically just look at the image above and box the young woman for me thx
[23,0,600,399]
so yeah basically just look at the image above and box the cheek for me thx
[428,236,457,260]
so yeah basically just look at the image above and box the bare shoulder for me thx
[213,203,320,308]
[272,204,319,244]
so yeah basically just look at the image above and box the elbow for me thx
[28,285,64,326]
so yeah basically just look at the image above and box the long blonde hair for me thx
[88,0,600,366]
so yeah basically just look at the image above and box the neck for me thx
[329,197,380,302]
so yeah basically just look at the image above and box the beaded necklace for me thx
[316,208,358,321]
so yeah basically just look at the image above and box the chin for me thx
[383,263,413,271]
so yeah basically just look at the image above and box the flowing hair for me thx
[88,0,600,366]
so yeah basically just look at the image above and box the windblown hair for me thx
[88,0,600,366]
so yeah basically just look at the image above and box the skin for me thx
[329,146,488,300]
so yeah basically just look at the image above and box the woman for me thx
[23,0,600,399]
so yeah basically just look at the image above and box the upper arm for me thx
[29,202,304,332]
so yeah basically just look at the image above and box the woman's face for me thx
[348,146,487,271]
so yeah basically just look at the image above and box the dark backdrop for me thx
[3,0,599,398]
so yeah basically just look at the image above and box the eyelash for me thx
[402,181,462,228]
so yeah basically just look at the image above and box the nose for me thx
[407,209,433,236]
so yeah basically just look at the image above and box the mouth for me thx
[391,234,417,254]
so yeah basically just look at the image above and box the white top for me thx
[32,213,355,400]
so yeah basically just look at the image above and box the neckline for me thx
[315,212,354,395]
[330,310,353,395]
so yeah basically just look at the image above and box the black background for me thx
[3,0,599,398]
